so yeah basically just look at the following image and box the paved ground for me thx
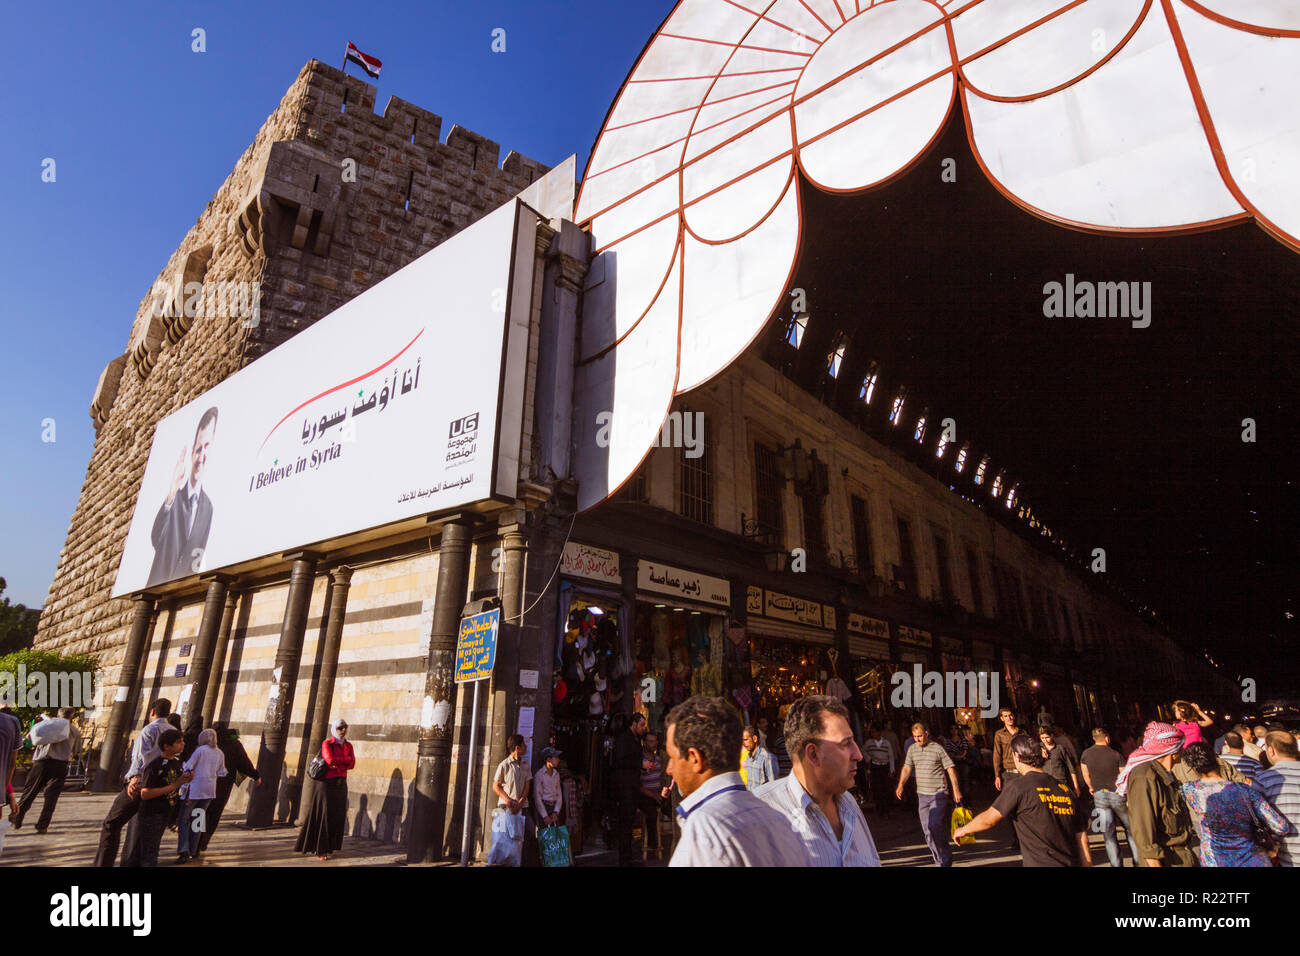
[1,788,1131,868]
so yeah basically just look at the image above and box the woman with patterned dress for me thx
[1179,743,1289,867]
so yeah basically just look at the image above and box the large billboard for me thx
[112,199,536,596]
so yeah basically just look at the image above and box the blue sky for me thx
[0,0,670,607]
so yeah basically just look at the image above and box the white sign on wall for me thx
[113,200,536,596]
[560,542,621,585]
[636,561,730,607]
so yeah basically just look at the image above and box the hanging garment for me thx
[825,676,852,703]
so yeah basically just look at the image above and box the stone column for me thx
[181,575,230,733]
[246,551,321,828]
[299,566,354,818]
[408,518,474,862]
[200,588,240,727]
[93,595,157,792]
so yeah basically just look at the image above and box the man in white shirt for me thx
[863,723,896,817]
[94,698,173,866]
[666,696,809,867]
[756,696,881,866]
[533,746,564,826]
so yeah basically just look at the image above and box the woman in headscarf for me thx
[295,718,354,860]
[1179,742,1289,867]
[177,728,227,863]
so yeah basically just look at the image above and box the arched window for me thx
[936,430,950,458]
[826,336,846,378]
[859,363,879,404]
[913,412,927,443]
[991,472,1003,498]
[889,391,906,426]
[954,443,968,472]
[1006,485,1018,509]
[784,313,808,349]
[974,456,988,485]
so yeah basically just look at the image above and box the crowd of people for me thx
[5,692,1299,868]
[575,694,1300,868]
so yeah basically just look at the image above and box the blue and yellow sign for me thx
[455,608,499,684]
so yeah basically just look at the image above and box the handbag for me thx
[538,824,573,867]
[951,804,976,845]
[1245,791,1280,861]
[306,744,329,781]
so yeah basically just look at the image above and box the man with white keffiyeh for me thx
[1121,722,1199,867]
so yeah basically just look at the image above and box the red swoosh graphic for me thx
[259,328,425,451]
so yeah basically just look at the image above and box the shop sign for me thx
[847,613,890,640]
[823,606,837,630]
[638,561,730,606]
[561,541,621,585]
[746,585,762,614]
[455,608,499,683]
[898,625,932,648]
[762,589,825,628]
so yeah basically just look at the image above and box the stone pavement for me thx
[1,789,1130,868]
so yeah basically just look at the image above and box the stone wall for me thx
[35,60,549,709]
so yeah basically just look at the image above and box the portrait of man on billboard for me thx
[146,406,218,587]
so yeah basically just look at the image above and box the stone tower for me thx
[36,60,549,690]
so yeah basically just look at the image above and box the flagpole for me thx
[341,47,348,75]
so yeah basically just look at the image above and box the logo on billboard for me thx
[447,412,480,467]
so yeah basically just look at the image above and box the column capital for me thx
[282,549,325,562]
[200,573,234,586]
[329,565,355,587]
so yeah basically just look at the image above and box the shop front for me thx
[630,561,733,736]
[744,587,845,767]
[846,612,892,734]
[552,541,627,849]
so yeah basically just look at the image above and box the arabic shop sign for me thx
[561,542,621,585]
[113,200,536,595]
[847,613,890,641]
[898,625,933,648]
[455,608,500,684]
[761,589,827,628]
[746,585,762,614]
[637,561,730,607]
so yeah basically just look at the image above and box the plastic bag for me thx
[951,804,975,845]
[538,824,573,867]
[487,808,524,866]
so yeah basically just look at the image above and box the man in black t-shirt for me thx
[952,735,1090,866]
[124,728,192,867]
[1080,728,1139,867]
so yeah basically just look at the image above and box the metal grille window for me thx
[679,415,713,524]
[754,442,784,537]
[933,532,955,603]
[850,495,873,573]
[965,547,984,616]
[615,462,648,502]
[802,492,826,555]
[895,517,918,594]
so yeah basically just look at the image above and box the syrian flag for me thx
[344,42,382,78]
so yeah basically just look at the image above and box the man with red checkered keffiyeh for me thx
[1120,722,1199,867]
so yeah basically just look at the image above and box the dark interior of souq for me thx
[763,103,1300,683]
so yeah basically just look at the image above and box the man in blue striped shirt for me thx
[1253,731,1300,867]
[756,696,881,866]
